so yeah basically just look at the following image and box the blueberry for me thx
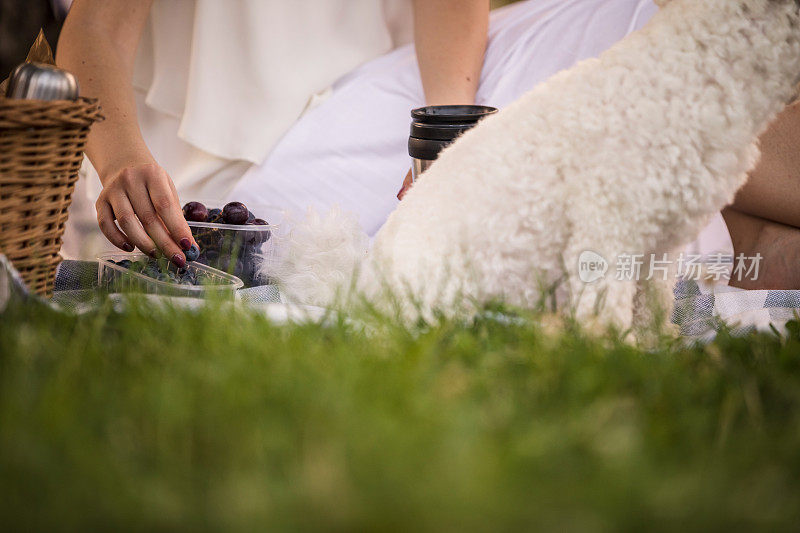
[222,202,249,225]
[180,270,197,285]
[144,262,161,278]
[220,257,243,275]
[207,208,223,223]
[232,259,244,275]
[118,259,132,269]
[204,249,220,266]
[185,244,200,262]
[218,234,243,256]
[183,201,209,222]
[217,256,232,272]
[247,210,255,223]
[240,260,257,283]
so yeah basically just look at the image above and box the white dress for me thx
[228,0,732,256]
[62,0,414,258]
[63,0,732,260]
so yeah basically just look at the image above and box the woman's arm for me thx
[398,0,490,198]
[57,0,194,265]
[412,0,490,105]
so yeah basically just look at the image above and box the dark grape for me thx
[243,222,260,246]
[222,202,249,225]
[183,201,208,222]
[172,199,272,287]
[250,220,270,244]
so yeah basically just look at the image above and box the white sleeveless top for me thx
[132,0,413,165]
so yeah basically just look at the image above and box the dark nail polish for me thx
[171,253,186,268]
[122,242,134,252]
[179,238,191,250]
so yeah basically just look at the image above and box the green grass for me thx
[1,298,800,531]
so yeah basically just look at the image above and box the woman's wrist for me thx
[424,88,477,106]
[95,151,158,186]
[425,96,476,106]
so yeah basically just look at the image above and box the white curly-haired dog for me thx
[276,0,800,332]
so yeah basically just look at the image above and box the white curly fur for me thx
[276,0,800,331]
[270,206,368,305]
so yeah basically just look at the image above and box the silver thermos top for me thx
[5,62,80,101]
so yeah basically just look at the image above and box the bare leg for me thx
[723,207,800,290]
[719,101,800,289]
[730,101,800,228]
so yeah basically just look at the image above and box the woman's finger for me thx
[167,178,198,249]
[126,184,186,267]
[96,200,134,252]
[397,169,414,200]
[146,170,195,251]
[109,194,158,257]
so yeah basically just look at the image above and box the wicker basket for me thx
[0,97,102,297]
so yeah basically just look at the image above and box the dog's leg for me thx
[565,241,637,333]
[632,258,680,345]
[574,276,638,335]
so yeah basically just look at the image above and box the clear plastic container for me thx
[97,252,243,299]
[187,203,283,288]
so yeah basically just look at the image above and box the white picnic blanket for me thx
[1,254,796,338]
[673,279,800,340]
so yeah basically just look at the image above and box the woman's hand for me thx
[96,163,195,267]
[56,1,195,258]
[397,169,413,200]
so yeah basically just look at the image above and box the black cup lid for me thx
[411,105,498,124]
[410,122,476,141]
[409,105,498,143]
